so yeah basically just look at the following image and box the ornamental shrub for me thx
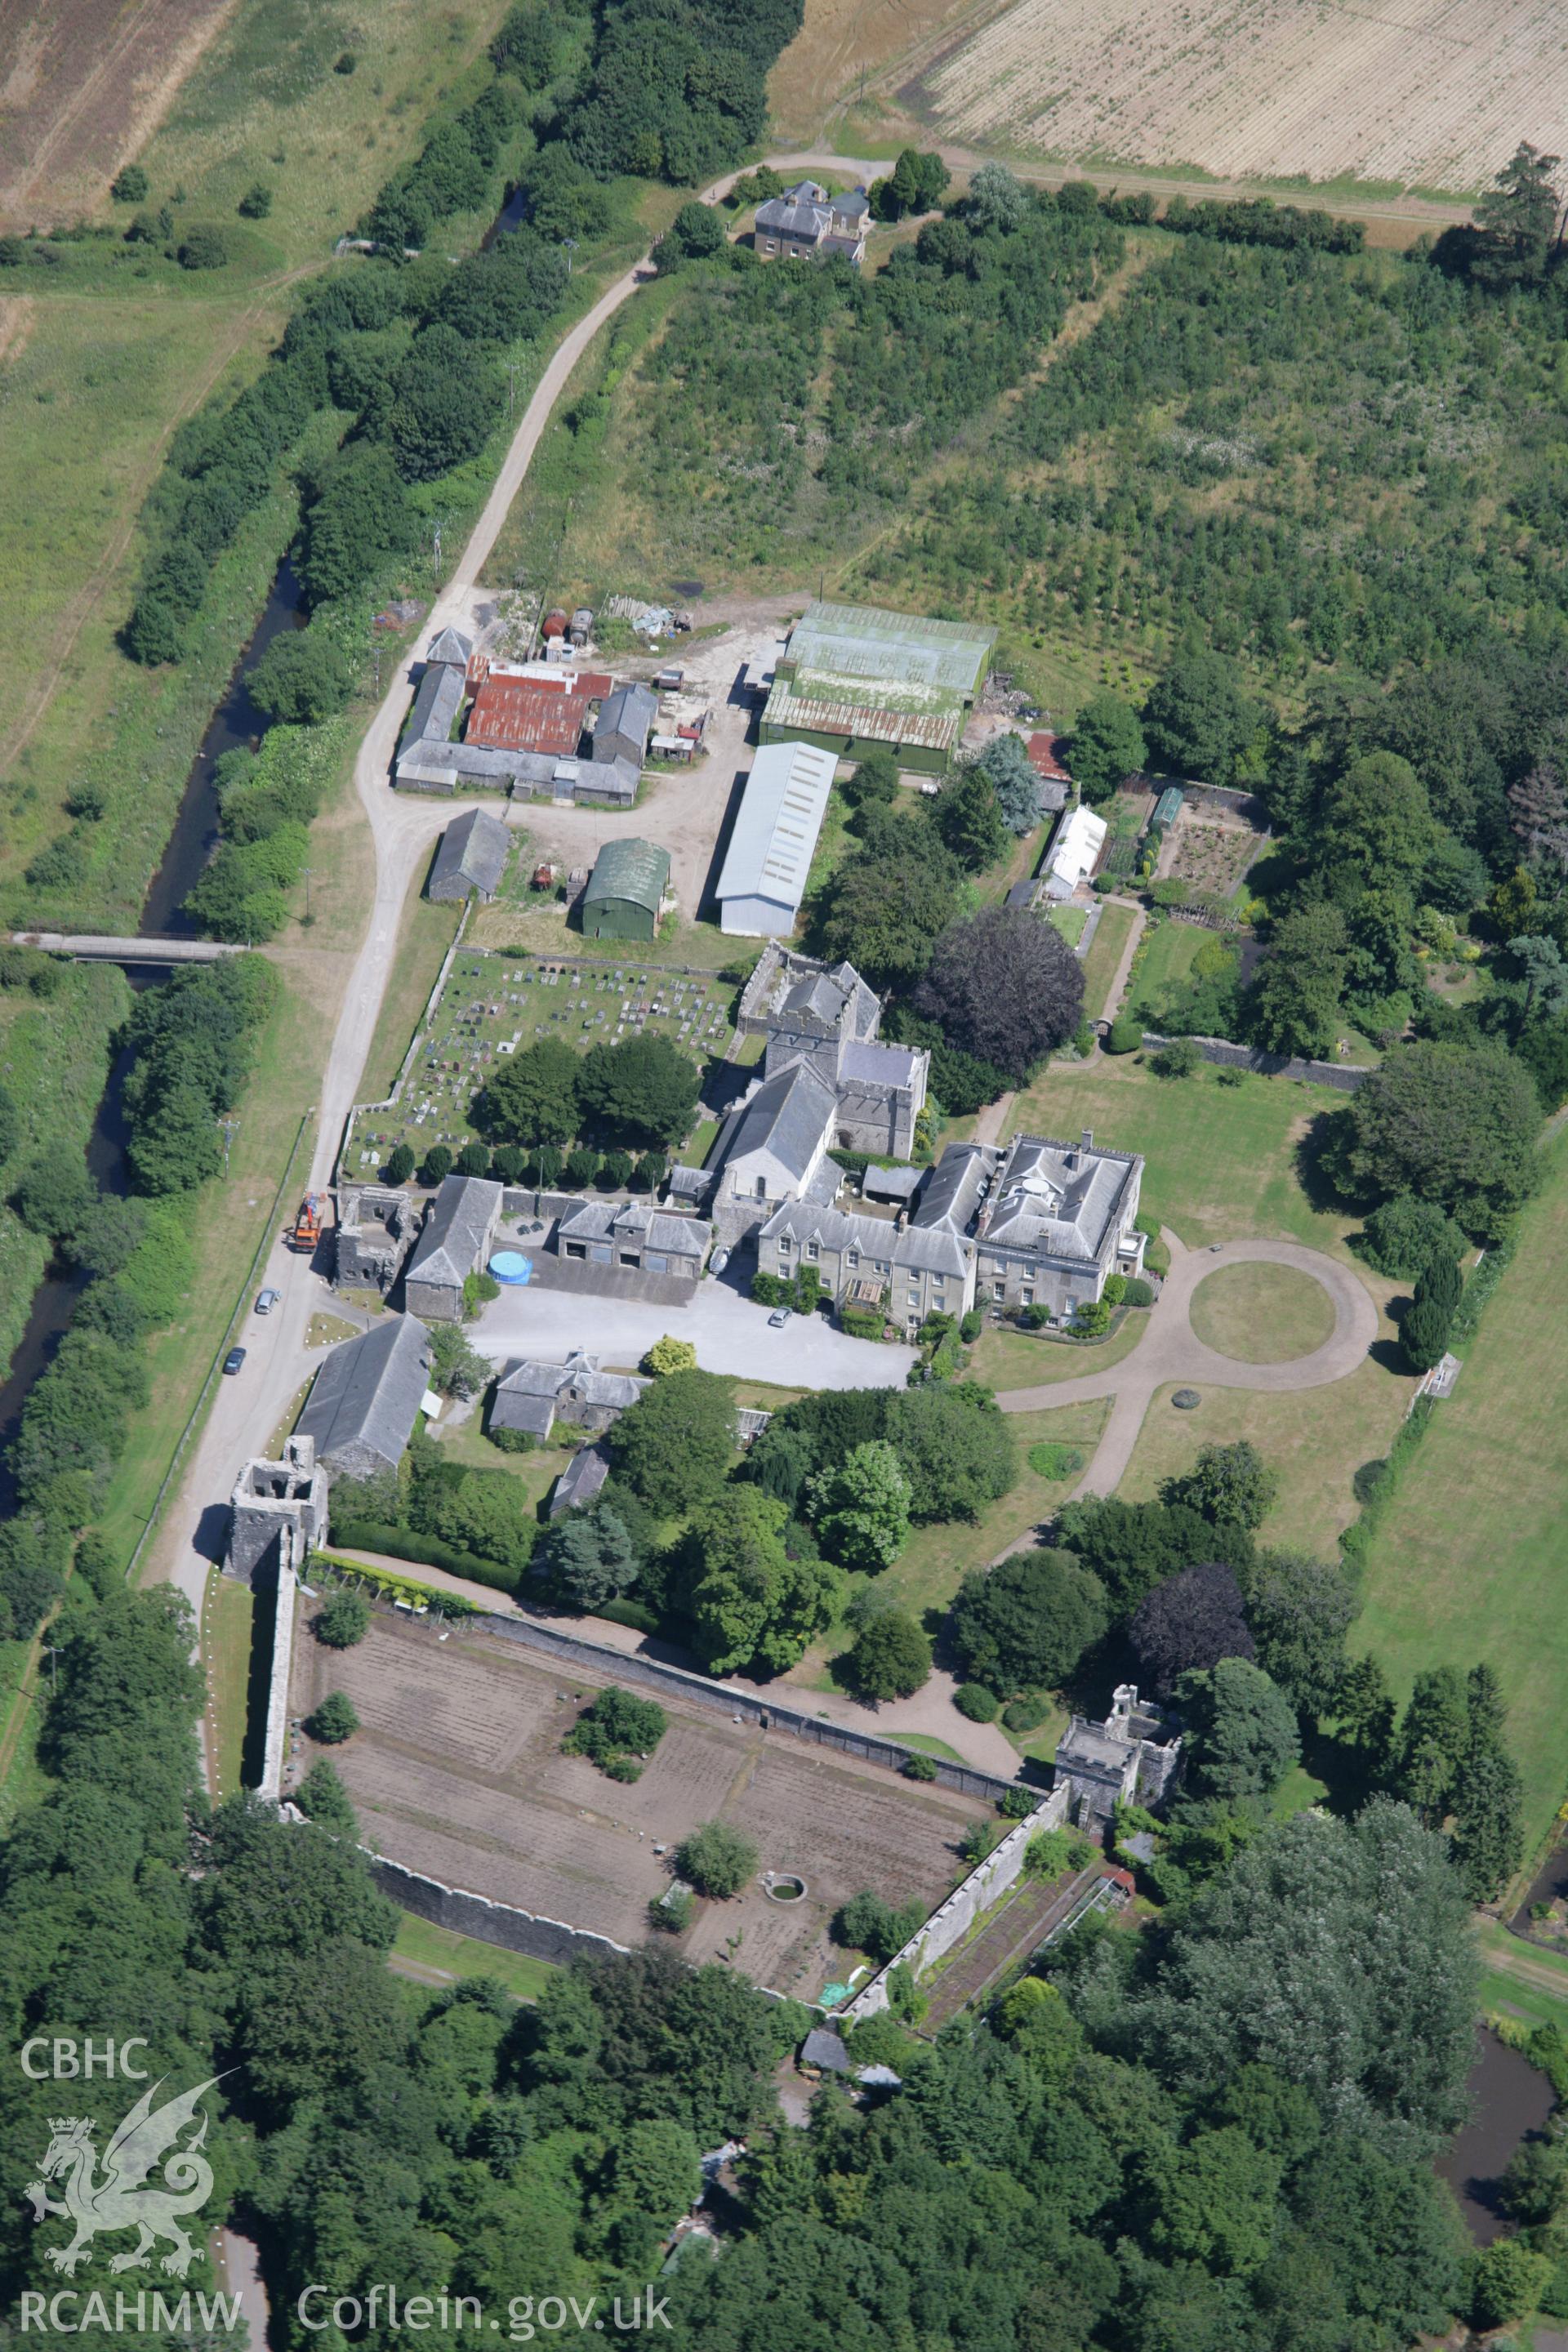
[1107,1016,1143,1053]
[955,1682,998,1722]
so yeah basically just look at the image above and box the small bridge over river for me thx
[8,932,241,965]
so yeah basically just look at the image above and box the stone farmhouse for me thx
[488,1351,644,1443]
[754,180,869,266]
[708,949,929,1232]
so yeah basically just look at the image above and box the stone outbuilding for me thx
[296,1315,434,1481]
[427,806,512,902]
[550,1441,612,1518]
[489,1351,644,1443]
[593,682,658,769]
[404,1174,504,1322]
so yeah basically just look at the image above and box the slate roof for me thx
[913,1143,993,1236]
[427,626,474,667]
[800,2027,851,2073]
[407,1175,503,1290]
[595,683,658,759]
[771,956,879,1040]
[555,1200,710,1260]
[429,807,510,899]
[296,1314,432,1473]
[583,836,670,919]
[862,1163,924,1202]
[496,1351,644,1413]
[550,1442,612,1517]
[839,1039,920,1089]
[721,1062,837,1183]
[403,661,464,748]
[760,1197,969,1278]
[716,742,837,913]
[980,1134,1137,1263]
[394,737,639,801]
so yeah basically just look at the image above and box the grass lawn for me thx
[390,1913,557,2003]
[1187,1259,1337,1364]
[430,1410,577,1517]
[203,1571,256,1805]
[1354,1129,1568,1850]
[1079,898,1138,1022]
[471,898,744,977]
[878,1401,1111,1619]
[1475,1921,1568,2028]
[1116,1359,1414,1561]
[1047,904,1089,949]
[970,1309,1152,1392]
[1126,918,1205,1020]
[1004,1054,1372,1258]
[359,888,463,1105]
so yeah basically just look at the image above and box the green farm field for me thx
[0,0,519,915]
[1354,1129,1568,1851]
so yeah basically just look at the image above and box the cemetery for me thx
[342,948,738,1182]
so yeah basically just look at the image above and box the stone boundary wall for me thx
[336,903,472,1183]
[373,1854,632,1970]
[843,1787,1070,2020]
[474,1609,1023,1803]
[1140,1029,1370,1091]
[259,1549,299,1803]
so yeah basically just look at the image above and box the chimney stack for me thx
[1081,1129,1094,1156]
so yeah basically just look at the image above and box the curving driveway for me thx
[996,1233,1379,1500]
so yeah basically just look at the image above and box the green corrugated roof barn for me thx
[581,837,670,940]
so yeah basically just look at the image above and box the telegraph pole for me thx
[562,237,577,278]
[301,864,314,920]
[218,1115,240,1175]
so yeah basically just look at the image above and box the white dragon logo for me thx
[24,2074,226,2278]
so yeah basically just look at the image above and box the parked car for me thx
[710,1248,730,1275]
[767,1307,790,1328]
[222,1347,247,1375]
[254,1287,279,1315]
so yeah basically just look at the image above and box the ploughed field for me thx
[914,0,1568,194]
[0,0,233,226]
[296,1610,989,2002]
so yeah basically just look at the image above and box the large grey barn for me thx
[295,1315,434,1481]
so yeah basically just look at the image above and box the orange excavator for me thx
[290,1193,323,1251]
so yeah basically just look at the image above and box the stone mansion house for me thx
[753,1126,1147,1336]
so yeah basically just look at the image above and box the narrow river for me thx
[0,559,309,1499]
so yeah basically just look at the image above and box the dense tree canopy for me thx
[914,905,1085,1081]
[951,1548,1108,1694]
[1331,1038,1541,1234]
